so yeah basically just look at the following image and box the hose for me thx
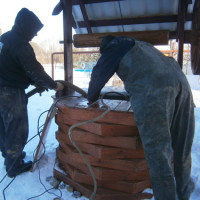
[55,80,88,98]
[68,92,128,200]
[26,81,88,99]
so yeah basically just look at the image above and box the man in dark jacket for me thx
[0,8,64,178]
[87,35,195,200]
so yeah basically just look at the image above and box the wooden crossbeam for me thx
[77,14,193,28]
[177,0,189,68]
[79,0,92,33]
[72,0,124,5]
[73,30,169,47]
[169,30,193,43]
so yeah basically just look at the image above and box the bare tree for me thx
[72,46,100,68]
[30,39,64,65]
[30,42,48,64]
[39,39,64,64]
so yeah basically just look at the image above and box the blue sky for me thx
[0,0,63,43]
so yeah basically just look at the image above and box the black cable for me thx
[0,129,43,184]
[26,95,79,200]
[0,111,50,184]
[1,109,49,200]
[26,107,62,200]
[118,0,125,32]
[2,177,16,200]
[1,109,52,200]
[26,187,60,200]
[1,95,82,200]
[26,161,62,200]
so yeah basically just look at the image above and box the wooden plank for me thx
[63,98,130,112]
[58,138,101,158]
[55,96,86,108]
[54,169,153,200]
[73,30,169,47]
[57,125,138,149]
[79,0,92,33]
[114,100,132,111]
[58,139,144,161]
[59,162,151,194]
[98,99,123,111]
[62,0,73,94]
[56,111,139,136]
[177,0,187,68]
[76,14,192,30]
[56,103,136,126]
[72,0,124,5]
[191,0,200,74]
[58,159,150,182]
[56,148,148,172]
[30,104,57,172]
[102,180,151,194]
[56,130,144,160]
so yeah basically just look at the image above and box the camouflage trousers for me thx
[131,83,195,200]
[0,86,28,168]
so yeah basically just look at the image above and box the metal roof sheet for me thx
[72,0,194,34]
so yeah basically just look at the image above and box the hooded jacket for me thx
[0,8,57,89]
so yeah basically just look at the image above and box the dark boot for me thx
[6,160,33,178]
[177,179,195,200]
[4,151,26,165]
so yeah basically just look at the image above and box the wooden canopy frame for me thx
[53,0,200,91]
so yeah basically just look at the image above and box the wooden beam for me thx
[73,30,169,47]
[191,0,200,74]
[169,30,193,43]
[72,0,124,5]
[77,14,193,28]
[79,0,92,33]
[63,0,73,94]
[177,0,188,68]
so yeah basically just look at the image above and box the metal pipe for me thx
[51,51,99,79]
[51,49,191,80]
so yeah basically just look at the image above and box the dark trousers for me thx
[0,86,28,169]
[131,82,195,200]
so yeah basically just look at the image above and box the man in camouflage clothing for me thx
[87,35,195,200]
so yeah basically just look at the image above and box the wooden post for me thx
[63,0,73,94]
[177,0,187,68]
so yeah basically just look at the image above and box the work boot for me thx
[4,151,26,165]
[20,151,26,159]
[177,179,195,200]
[6,160,33,178]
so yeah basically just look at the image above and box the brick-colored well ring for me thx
[54,97,153,200]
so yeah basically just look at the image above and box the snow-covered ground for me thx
[0,70,200,200]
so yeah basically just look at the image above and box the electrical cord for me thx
[28,106,63,200]
[1,92,127,200]
[25,95,81,200]
[0,96,68,200]
[0,110,49,185]
[1,108,61,200]
[26,97,72,200]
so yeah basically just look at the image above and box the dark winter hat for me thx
[14,8,44,41]
[100,35,116,54]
